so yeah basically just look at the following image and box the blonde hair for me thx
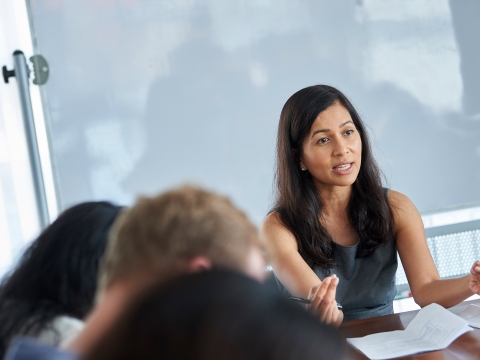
[98,185,258,292]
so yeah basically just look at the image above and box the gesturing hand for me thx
[307,274,344,327]
[470,261,480,295]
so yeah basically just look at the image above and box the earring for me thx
[301,167,306,171]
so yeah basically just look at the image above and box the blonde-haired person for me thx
[98,184,264,296]
[67,185,266,356]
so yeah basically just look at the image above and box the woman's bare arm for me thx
[392,190,478,308]
[260,212,343,326]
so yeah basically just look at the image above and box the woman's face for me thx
[299,101,362,191]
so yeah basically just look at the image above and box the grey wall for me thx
[27,0,480,223]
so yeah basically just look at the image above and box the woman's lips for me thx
[332,162,354,175]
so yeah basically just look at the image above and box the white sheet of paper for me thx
[456,304,480,328]
[347,303,473,360]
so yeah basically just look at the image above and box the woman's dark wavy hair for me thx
[0,201,122,357]
[274,85,393,268]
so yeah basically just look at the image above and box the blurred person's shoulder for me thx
[36,316,84,347]
[5,336,78,360]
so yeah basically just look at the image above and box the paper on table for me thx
[456,304,480,328]
[347,303,473,360]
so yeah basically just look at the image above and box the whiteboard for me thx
[27,0,480,224]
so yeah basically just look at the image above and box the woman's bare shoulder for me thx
[387,189,422,233]
[387,189,412,205]
[262,211,282,228]
[260,211,298,251]
[387,189,417,214]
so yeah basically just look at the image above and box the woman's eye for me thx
[345,129,354,136]
[317,137,329,144]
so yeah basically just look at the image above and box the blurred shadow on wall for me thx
[449,0,480,117]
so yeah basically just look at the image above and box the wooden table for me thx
[339,299,480,360]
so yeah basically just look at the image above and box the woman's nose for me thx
[333,139,349,156]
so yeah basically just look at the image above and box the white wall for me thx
[25,0,480,225]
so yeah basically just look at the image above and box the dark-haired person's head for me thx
[84,270,346,360]
[277,85,373,181]
[0,201,122,356]
[275,85,392,265]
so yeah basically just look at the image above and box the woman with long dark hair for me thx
[261,85,480,325]
[0,201,122,357]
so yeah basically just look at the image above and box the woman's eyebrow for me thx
[310,120,354,138]
[311,128,329,138]
[339,120,354,128]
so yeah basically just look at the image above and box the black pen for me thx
[289,296,343,309]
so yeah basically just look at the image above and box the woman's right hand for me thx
[469,261,480,294]
[307,274,343,327]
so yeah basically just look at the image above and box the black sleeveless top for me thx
[275,190,398,322]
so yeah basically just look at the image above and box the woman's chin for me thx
[314,177,357,190]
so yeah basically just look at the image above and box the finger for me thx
[329,307,340,325]
[471,261,480,274]
[309,277,332,311]
[309,277,330,301]
[307,283,322,299]
[323,304,335,324]
[317,276,339,322]
[323,274,339,303]
[319,275,339,319]
[320,300,339,324]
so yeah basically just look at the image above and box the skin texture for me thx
[261,101,480,327]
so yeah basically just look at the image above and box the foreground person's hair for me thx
[99,185,259,292]
[85,270,346,360]
[0,201,122,357]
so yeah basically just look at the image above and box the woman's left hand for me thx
[307,274,343,327]
[469,261,480,294]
